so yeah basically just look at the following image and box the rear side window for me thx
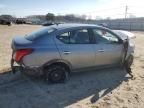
[57,29,90,44]
[25,27,56,41]
[57,32,70,44]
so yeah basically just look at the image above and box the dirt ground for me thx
[0,25,144,108]
[0,24,41,72]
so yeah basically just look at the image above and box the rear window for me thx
[25,27,56,41]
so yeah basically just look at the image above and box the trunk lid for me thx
[11,36,33,51]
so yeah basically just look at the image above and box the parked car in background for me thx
[16,19,26,24]
[0,19,11,26]
[42,22,55,26]
[98,23,108,28]
[11,24,135,83]
[42,22,64,26]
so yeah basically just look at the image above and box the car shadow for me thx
[0,67,130,108]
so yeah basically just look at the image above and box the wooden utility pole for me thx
[125,5,128,19]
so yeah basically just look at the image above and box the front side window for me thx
[57,29,90,44]
[92,29,119,44]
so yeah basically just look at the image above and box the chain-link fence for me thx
[93,18,144,31]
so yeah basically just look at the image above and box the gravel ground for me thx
[0,25,144,108]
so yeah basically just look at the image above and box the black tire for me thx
[45,65,69,83]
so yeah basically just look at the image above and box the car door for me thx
[92,28,123,66]
[55,28,95,70]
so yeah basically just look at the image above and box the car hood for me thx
[113,30,136,40]
[11,36,33,50]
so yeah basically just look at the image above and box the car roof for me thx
[48,23,106,30]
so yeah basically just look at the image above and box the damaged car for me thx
[11,24,135,83]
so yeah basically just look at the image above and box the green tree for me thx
[46,13,55,21]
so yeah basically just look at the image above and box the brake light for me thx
[15,49,33,62]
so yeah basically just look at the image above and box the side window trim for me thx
[87,28,96,44]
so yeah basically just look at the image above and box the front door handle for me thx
[63,51,71,54]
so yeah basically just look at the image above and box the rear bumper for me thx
[11,58,43,76]
[11,58,22,73]
[22,66,43,76]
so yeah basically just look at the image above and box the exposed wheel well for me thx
[126,54,134,66]
[43,62,71,74]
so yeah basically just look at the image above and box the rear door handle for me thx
[98,49,104,52]
[63,51,71,54]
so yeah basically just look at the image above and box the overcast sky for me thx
[0,0,144,19]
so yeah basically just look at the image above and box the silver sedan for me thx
[11,24,135,83]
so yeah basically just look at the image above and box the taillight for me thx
[14,49,33,62]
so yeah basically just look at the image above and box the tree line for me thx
[27,13,88,22]
[0,13,91,24]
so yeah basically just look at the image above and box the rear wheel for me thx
[44,65,69,83]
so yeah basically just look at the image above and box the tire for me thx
[45,65,69,83]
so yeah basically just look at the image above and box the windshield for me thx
[25,27,56,41]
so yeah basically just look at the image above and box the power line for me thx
[82,6,125,14]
